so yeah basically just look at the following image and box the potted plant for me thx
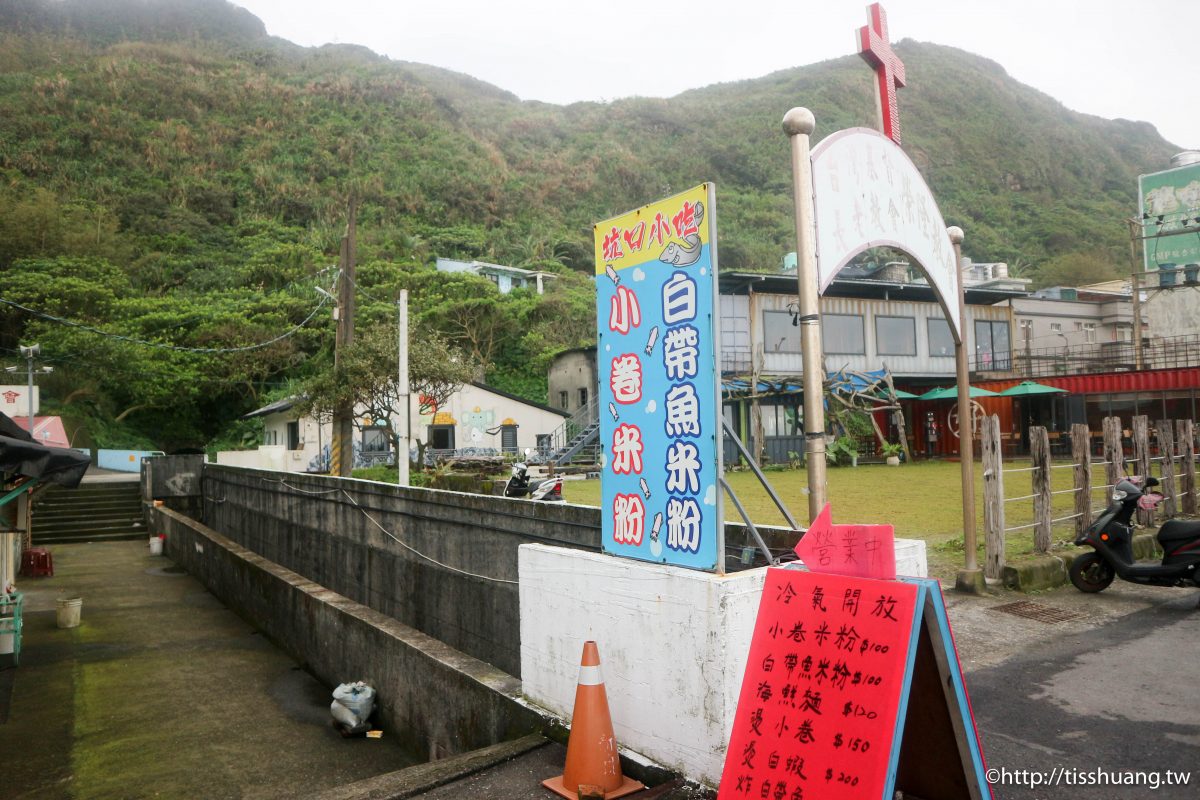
[881,441,903,466]
[825,436,859,467]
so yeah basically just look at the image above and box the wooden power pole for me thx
[331,197,358,477]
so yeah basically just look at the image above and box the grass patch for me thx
[563,460,1089,580]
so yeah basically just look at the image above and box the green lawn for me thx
[563,460,1093,580]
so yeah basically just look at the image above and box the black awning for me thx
[0,413,90,489]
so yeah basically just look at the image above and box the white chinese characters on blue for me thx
[593,184,723,570]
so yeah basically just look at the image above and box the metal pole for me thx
[332,198,358,477]
[20,343,39,434]
[1128,218,1144,370]
[397,290,410,486]
[950,227,983,593]
[782,107,827,522]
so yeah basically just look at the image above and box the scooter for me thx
[503,460,564,502]
[1070,475,1200,592]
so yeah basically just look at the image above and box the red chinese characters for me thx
[609,285,642,335]
[672,201,700,238]
[622,221,646,253]
[648,212,671,247]
[609,354,643,404]
[612,493,645,545]
[718,569,919,800]
[611,424,644,475]
[602,226,624,261]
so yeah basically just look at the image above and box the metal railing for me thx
[972,333,1200,378]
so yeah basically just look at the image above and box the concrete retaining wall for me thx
[152,507,543,759]
[198,467,600,677]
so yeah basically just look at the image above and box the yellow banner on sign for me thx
[593,183,711,275]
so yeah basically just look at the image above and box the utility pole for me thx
[1127,218,1145,370]
[17,344,51,435]
[396,290,410,486]
[331,198,357,477]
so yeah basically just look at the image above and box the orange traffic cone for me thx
[543,641,645,799]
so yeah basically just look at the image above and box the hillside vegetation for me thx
[0,0,1179,449]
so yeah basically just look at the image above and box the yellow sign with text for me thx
[593,183,712,275]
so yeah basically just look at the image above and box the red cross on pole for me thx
[858,3,906,145]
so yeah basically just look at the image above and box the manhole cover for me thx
[988,601,1080,624]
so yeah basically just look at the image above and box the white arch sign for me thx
[811,127,961,341]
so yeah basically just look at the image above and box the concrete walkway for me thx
[0,541,418,799]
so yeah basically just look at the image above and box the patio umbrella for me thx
[917,385,1000,401]
[998,380,1068,396]
[873,387,919,400]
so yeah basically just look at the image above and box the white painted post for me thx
[397,290,410,486]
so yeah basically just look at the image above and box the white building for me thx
[435,258,556,295]
[224,382,568,473]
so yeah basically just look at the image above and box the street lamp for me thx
[16,344,52,435]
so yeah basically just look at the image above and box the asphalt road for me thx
[967,589,1199,799]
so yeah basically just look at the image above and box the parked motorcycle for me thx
[503,460,564,502]
[1070,475,1200,592]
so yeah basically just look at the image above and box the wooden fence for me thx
[980,415,1198,579]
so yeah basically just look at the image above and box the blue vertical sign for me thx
[593,184,724,571]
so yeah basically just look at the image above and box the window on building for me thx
[286,421,300,451]
[825,314,866,355]
[500,424,518,454]
[974,320,1012,370]
[1082,323,1097,343]
[559,390,569,410]
[1116,326,1133,342]
[579,387,589,408]
[362,426,390,453]
[428,424,455,450]
[927,318,955,357]
[875,316,916,356]
[1019,319,1032,341]
[264,429,278,446]
[1049,322,1062,333]
[763,311,801,353]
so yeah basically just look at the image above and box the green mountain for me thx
[0,0,1180,449]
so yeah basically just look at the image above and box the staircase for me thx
[31,481,146,545]
[545,397,601,466]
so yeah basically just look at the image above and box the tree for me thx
[298,323,475,464]
[1035,251,1122,289]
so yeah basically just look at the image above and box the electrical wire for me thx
[260,476,518,584]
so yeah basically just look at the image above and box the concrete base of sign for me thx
[518,540,928,786]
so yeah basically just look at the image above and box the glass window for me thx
[876,316,916,356]
[362,427,390,453]
[763,311,801,353]
[559,390,569,410]
[927,318,955,357]
[287,421,300,451]
[1083,323,1097,343]
[825,314,865,355]
[974,320,1012,370]
[1050,322,1062,333]
[579,387,589,407]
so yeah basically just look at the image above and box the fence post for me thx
[1071,423,1092,535]
[1157,419,1177,519]
[981,414,1005,580]
[1103,416,1124,489]
[1030,426,1052,553]
[1176,419,1197,515]
[1132,415,1152,526]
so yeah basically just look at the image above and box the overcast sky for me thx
[231,0,1197,153]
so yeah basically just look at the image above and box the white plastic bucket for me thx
[56,597,82,629]
[149,536,163,556]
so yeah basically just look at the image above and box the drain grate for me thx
[988,600,1081,624]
